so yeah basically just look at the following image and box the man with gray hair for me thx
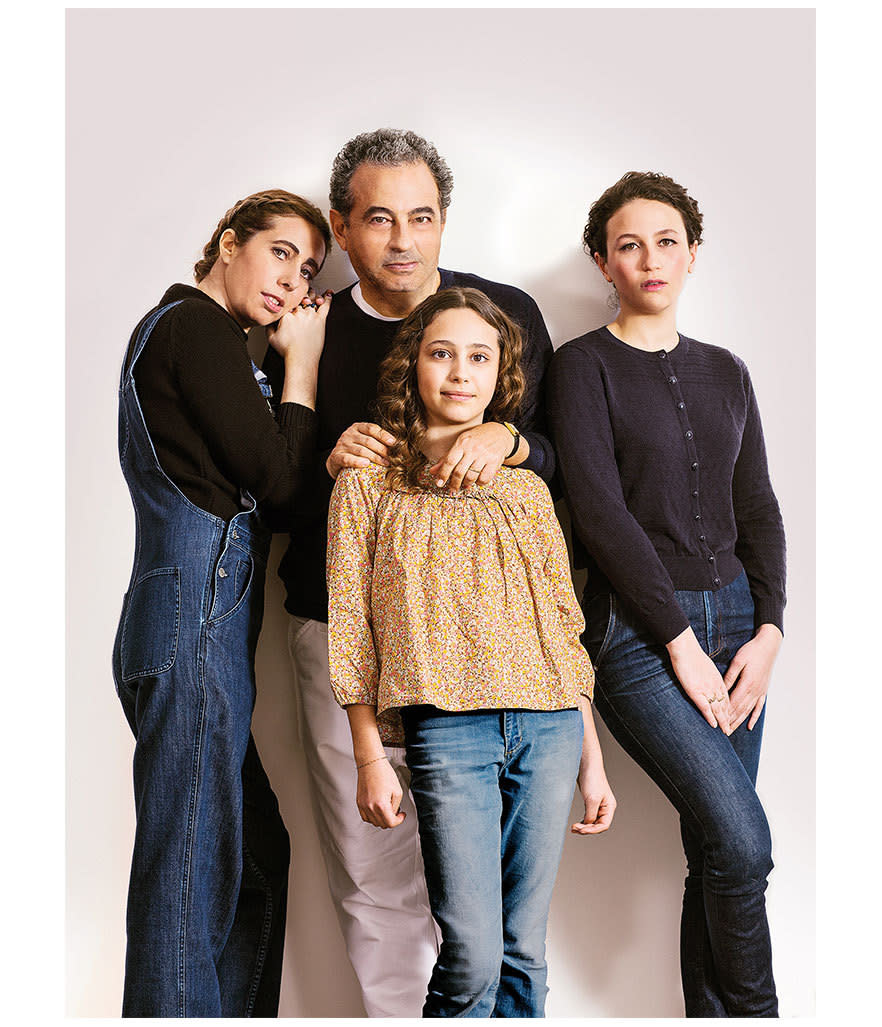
[264,128,555,1016]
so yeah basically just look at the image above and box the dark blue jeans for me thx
[582,571,777,1017]
[402,706,583,1018]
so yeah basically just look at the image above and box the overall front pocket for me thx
[207,552,254,626]
[120,566,181,681]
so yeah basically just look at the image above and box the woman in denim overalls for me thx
[112,190,332,1017]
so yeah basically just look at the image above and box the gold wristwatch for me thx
[502,421,520,460]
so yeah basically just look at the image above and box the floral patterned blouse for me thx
[327,464,594,745]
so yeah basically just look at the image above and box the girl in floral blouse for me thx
[327,286,615,1018]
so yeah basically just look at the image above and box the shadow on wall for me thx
[549,501,686,1017]
[520,246,613,350]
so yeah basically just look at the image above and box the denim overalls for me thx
[112,301,290,1017]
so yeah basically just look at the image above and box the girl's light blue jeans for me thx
[402,705,583,1018]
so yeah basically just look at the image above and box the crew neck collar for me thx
[600,324,688,358]
[351,282,405,322]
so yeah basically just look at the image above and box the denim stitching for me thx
[707,590,724,658]
[208,554,254,627]
[177,666,208,1017]
[594,593,618,666]
[119,405,130,465]
[120,567,182,681]
[241,840,274,1016]
[596,681,717,841]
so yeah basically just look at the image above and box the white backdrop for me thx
[66,7,815,1017]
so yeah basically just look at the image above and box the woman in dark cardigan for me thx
[547,172,785,1018]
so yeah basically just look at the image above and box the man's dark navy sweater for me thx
[263,269,555,622]
[547,327,786,645]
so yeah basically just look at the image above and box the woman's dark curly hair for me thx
[375,287,525,490]
[582,171,703,261]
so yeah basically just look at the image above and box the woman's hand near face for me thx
[268,289,332,408]
[356,758,406,829]
[666,627,733,734]
[724,623,782,731]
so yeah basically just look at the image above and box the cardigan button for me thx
[685,430,694,439]
[659,351,667,359]
[691,462,699,470]
[678,401,685,409]
[669,376,678,384]
[708,555,715,563]
[699,534,706,541]
[713,577,721,586]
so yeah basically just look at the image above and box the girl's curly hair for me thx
[375,287,526,490]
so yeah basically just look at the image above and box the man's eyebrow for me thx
[361,205,437,219]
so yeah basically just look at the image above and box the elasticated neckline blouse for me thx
[327,464,594,746]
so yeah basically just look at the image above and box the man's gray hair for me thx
[329,128,454,218]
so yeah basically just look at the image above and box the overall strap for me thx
[120,299,185,389]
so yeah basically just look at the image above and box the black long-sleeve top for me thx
[128,284,317,530]
[263,268,556,622]
[547,326,786,645]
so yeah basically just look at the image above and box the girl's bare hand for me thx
[356,757,406,829]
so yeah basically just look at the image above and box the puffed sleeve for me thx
[533,483,595,700]
[327,468,380,707]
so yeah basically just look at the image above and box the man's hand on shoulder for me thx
[429,422,527,492]
[326,422,396,479]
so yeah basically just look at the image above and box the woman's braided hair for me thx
[194,189,331,282]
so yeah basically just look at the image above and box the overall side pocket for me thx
[119,566,181,682]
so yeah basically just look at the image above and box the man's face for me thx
[330,161,445,314]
